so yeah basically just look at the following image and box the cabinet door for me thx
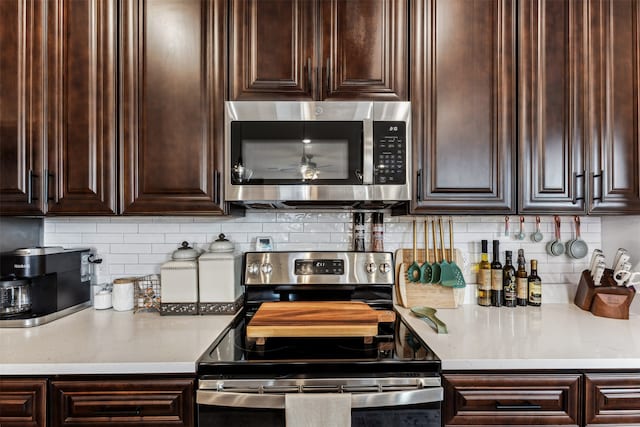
[0,0,46,216]
[411,0,515,213]
[443,373,581,426]
[50,378,195,427]
[585,372,640,426]
[320,0,408,100]
[121,0,225,214]
[230,0,315,100]
[519,0,587,213]
[0,378,47,427]
[588,0,640,213]
[46,0,117,215]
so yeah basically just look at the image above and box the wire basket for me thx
[133,274,161,313]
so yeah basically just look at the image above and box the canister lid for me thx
[208,234,235,253]
[172,241,200,260]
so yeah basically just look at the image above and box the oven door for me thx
[197,377,442,427]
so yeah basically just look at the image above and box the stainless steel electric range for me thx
[197,251,442,427]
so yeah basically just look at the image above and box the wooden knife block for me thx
[574,269,635,319]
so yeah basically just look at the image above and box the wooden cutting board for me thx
[246,301,395,343]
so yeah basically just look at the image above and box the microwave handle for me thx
[197,387,443,410]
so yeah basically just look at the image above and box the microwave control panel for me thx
[373,121,406,184]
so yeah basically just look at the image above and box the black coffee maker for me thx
[0,247,92,326]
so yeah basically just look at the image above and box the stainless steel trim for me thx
[0,301,91,328]
[362,118,374,184]
[199,377,441,390]
[224,101,411,205]
[197,383,442,410]
[243,251,394,286]
[9,246,66,256]
[197,388,443,409]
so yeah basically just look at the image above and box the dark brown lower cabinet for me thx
[443,373,582,426]
[0,378,47,427]
[585,373,640,426]
[49,378,194,427]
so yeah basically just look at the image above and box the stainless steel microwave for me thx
[224,101,411,209]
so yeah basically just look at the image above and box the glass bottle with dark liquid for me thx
[491,240,503,307]
[502,250,516,307]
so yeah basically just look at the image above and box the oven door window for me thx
[231,121,363,184]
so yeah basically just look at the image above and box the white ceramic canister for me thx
[93,283,112,310]
[198,234,242,314]
[160,241,200,315]
[112,278,134,311]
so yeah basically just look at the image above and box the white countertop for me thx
[0,308,235,375]
[397,302,640,371]
[3,301,640,376]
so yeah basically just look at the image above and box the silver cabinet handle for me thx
[197,387,443,409]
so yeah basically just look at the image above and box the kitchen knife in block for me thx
[246,301,395,345]
[574,269,635,319]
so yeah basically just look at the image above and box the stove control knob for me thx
[261,263,273,274]
[247,263,260,275]
[366,262,377,274]
[379,263,391,274]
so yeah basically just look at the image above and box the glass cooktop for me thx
[197,311,440,377]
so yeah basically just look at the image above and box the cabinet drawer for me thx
[585,372,640,425]
[0,378,47,427]
[50,378,194,427]
[443,373,581,426]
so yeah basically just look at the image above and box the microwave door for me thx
[230,121,363,186]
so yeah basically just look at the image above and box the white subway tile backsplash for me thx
[110,244,152,254]
[178,223,221,233]
[316,212,351,222]
[82,233,123,244]
[42,213,601,284]
[124,264,159,275]
[138,254,171,264]
[152,243,182,254]
[139,224,181,233]
[303,223,344,233]
[277,212,316,222]
[220,223,263,233]
[45,233,83,244]
[289,232,332,243]
[262,222,304,232]
[109,264,125,274]
[123,233,165,243]
[55,223,96,233]
[105,254,139,264]
[97,223,138,233]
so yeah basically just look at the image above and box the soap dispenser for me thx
[160,241,199,315]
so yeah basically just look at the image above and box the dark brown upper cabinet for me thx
[588,0,640,214]
[518,0,587,214]
[0,0,47,216]
[1,0,116,216]
[120,0,226,215]
[411,0,516,214]
[46,0,117,215]
[229,0,407,101]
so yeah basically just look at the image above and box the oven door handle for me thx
[197,387,443,409]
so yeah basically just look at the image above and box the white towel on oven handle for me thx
[285,393,351,427]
